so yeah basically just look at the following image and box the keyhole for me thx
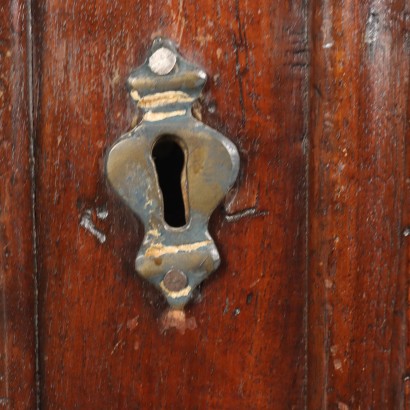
[152,136,188,228]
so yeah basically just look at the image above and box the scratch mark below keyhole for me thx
[224,207,269,223]
[80,211,107,244]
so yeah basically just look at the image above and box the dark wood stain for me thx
[32,0,307,409]
[309,0,410,408]
[0,0,37,408]
[1,0,409,408]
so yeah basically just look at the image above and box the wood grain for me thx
[308,0,410,408]
[2,0,408,407]
[33,0,308,408]
[405,8,410,407]
[0,1,37,409]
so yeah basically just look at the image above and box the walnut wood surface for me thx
[0,1,37,408]
[33,1,308,408]
[309,0,410,408]
[1,0,410,408]
[406,18,410,407]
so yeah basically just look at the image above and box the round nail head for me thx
[163,269,188,292]
[148,47,177,75]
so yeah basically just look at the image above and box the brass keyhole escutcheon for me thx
[105,38,240,308]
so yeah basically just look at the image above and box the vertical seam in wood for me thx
[308,0,329,407]
[305,0,311,409]
[25,0,40,408]
[402,24,410,407]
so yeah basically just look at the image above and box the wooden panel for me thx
[0,1,37,408]
[308,0,410,408]
[34,0,308,408]
[405,11,410,408]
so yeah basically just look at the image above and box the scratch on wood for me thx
[0,398,10,405]
[0,274,9,404]
[176,0,186,43]
[96,207,108,220]
[223,297,229,314]
[249,277,261,288]
[321,1,334,52]
[110,339,124,355]
[365,11,380,45]
[126,316,139,331]
[80,211,106,244]
[404,374,410,409]
[232,0,248,128]
[224,207,268,222]
[159,308,197,334]
[333,358,342,371]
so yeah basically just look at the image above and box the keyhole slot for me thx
[152,136,188,228]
